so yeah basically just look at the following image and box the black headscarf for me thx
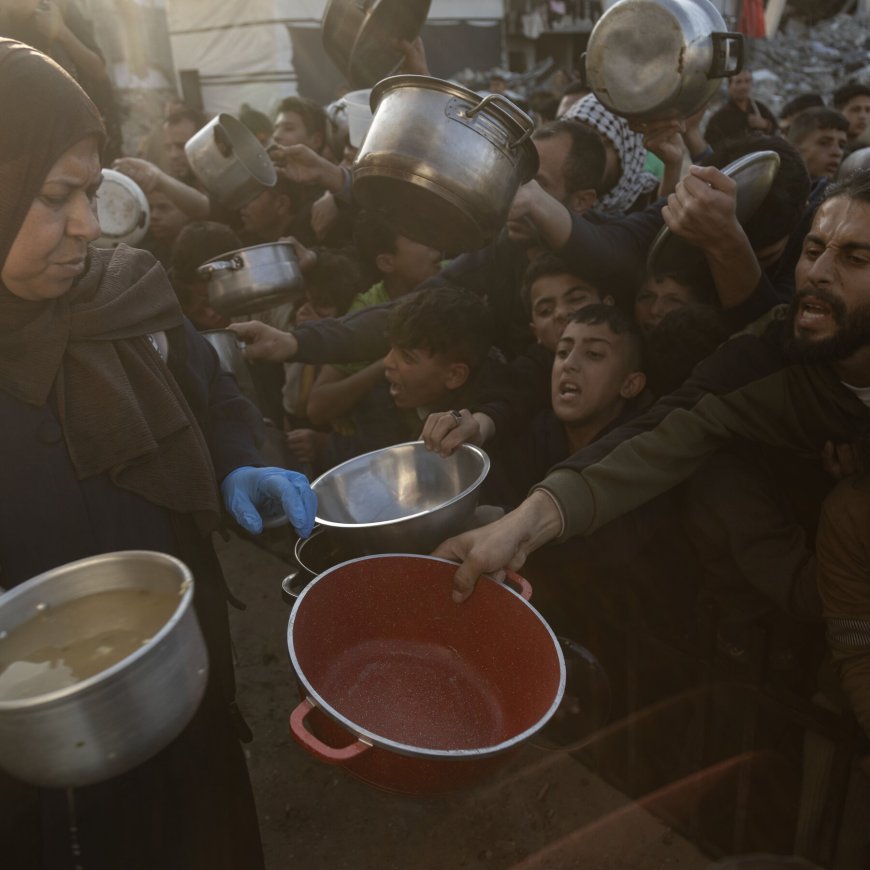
[0,38,104,267]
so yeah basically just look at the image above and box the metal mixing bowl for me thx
[311,441,490,554]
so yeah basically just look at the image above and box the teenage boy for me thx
[787,107,850,182]
[422,254,612,458]
[272,96,327,153]
[832,81,870,145]
[488,305,646,509]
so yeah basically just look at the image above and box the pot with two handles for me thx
[584,0,744,122]
[353,75,539,253]
[287,554,566,794]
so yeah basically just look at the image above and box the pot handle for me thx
[196,255,244,278]
[503,569,533,601]
[289,698,372,763]
[465,94,533,150]
[708,32,745,80]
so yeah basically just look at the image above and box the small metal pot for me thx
[322,0,431,88]
[585,0,744,122]
[0,551,208,788]
[200,329,259,406]
[94,169,150,249]
[185,113,277,209]
[353,76,539,252]
[198,242,305,316]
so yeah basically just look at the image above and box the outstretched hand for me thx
[227,321,298,363]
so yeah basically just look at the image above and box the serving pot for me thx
[200,329,259,406]
[0,551,208,788]
[322,0,431,88]
[353,76,539,252]
[584,0,744,122]
[288,554,565,793]
[185,113,276,209]
[197,242,305,316]
[311,441,490,555]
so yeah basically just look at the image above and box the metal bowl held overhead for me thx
[185,113,276,210]
[353,75,539,253]
[0,551,208,788]
[322,0,432,88]
[198,241,305,317]
[94,168,150,249]
[585,0,744,122]
[311,441,490,555]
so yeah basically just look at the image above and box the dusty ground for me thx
[217,532,711,870]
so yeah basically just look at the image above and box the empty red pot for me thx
[287,554,565,794]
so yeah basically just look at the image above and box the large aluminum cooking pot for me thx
[322,0,431,88]
[353,76,539,253]
[185,113,277,210]
[585,0,744,122]
[311,441,490,555]
[0,551,208,788]
[197,242,305,316]
[288,554,565,794]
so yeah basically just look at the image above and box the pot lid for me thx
[94,169,150,249]
[647,150,782,277]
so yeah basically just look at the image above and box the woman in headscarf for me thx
[0,39,315,869]
[564,93,660,216]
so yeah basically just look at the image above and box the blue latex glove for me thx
[220,466,317,537]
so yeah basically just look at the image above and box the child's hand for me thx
[286,429,326,466]
[422,409,493,458]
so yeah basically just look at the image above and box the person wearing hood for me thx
[0,39,316,869]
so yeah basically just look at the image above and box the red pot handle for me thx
[289,697,371,763]
[504,569,533,601]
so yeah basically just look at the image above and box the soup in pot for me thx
[0,586,180,702]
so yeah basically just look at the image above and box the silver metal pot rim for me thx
[311,441,490,531]
[371,74,537,146]
[0,551,193,711]
[199,241,297,273]
[287,553,566,759]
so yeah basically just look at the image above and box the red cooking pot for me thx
[287,554,566,794]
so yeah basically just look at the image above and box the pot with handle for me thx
[185,113,276,210]
[584,0,744,122]
[287,554,564,794]
[353,75,539,253]
[0,551,208,788]
[197,241,305,316]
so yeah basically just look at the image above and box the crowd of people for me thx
[3,1,870,865]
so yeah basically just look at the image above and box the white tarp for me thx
[166,0,503,115]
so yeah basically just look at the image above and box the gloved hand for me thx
[220,466,317,537]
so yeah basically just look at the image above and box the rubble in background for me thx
[743,13,870,113]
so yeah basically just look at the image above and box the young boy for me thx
[488,304,646,508]
[306,212,442,428]
[317,285,492,472]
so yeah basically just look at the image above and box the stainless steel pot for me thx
[353,75,539,252]
[185,113,277,209]
[198,242,305,316]
[585,0,744,122]
[0,551,208,788]
[200,329,260,406]
[322,0,431,88]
